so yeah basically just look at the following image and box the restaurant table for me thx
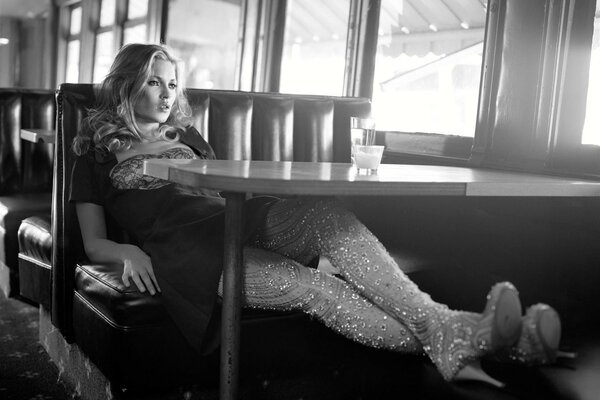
[143,159,600,399]
[20,128,56,144]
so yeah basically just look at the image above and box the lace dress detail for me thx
[110,147,196,190]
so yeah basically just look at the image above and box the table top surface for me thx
[143,159,600,197]
[15,130,600,194]
[20,129,55,144]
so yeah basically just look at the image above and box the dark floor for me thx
[0,291,77,400]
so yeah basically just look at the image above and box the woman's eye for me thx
[148,80,159,86]
[169,83,177,89]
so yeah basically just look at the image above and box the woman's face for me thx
[133,59,177,134]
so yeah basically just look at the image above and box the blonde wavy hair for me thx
[72,43,193,156]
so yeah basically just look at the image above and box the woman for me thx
[71,43,564,386]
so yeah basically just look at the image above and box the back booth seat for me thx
[0,89,54,301]
[26,83,372,391]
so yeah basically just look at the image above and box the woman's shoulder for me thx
[74,145,116,170]
[179,126,216,159]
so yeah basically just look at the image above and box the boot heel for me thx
[557,350,577,359]
[453,360,505,387]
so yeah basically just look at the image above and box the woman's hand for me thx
[76,202,161,295]
[121,244,161,295]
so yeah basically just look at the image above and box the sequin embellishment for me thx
[110,147,196,190]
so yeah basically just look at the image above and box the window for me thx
[65,5,82,83]
[57,0,154,84]
[582,3,600,146]
[124,0,149,44]
[166,0,242,89]
[279,0,351,96]
[373,0,487,135]
[93,0,150,82]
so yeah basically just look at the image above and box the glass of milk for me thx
[354,145,384,174]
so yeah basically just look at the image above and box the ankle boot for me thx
[494,303,575,366]
[420,282,523,381]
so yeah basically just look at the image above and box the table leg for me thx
[220,192,245,400]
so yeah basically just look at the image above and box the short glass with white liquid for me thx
[354,145,384,174]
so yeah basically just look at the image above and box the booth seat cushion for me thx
[0,89,54,300]
[75,263,173,326]
[73,261,209,389]
[18,215,52,264]
[18,215,52,307]
[0,193,51,298]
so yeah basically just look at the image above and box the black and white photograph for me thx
[1,1,599,399]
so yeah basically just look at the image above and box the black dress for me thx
[69,127,274,354]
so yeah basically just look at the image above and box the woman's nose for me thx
[160,88,171,99]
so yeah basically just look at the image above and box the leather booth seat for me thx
[33,83,373,392]
[0,89,54,301]
[71,260,358,389]
[17,215,52,308]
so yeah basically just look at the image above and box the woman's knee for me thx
[266,196,342,215]
[243,247,303,281]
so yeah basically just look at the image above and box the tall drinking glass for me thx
[350,117,376,166]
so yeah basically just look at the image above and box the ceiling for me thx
[0,0,488,34]
[286,0,487,44]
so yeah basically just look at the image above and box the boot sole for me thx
[490,283,522,349]
[536,305,561,355]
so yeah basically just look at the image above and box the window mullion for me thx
[237,0,260,91]
[343,0,361,97]
[534,0,574,160]
[548,0,598,176]
[343,0,380,98]
[470,0,503,166]
[255,0,287,92]
[56,5,72,83]
[147,0,164,43]
[78,0,97,83]
[124,17,146,28]
[114,0,127,49]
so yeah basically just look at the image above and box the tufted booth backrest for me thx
[0,89,55,195]
[52,83,371,336]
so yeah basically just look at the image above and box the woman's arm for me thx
[75,202,160,295]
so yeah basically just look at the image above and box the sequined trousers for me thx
[222,197,490,380]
